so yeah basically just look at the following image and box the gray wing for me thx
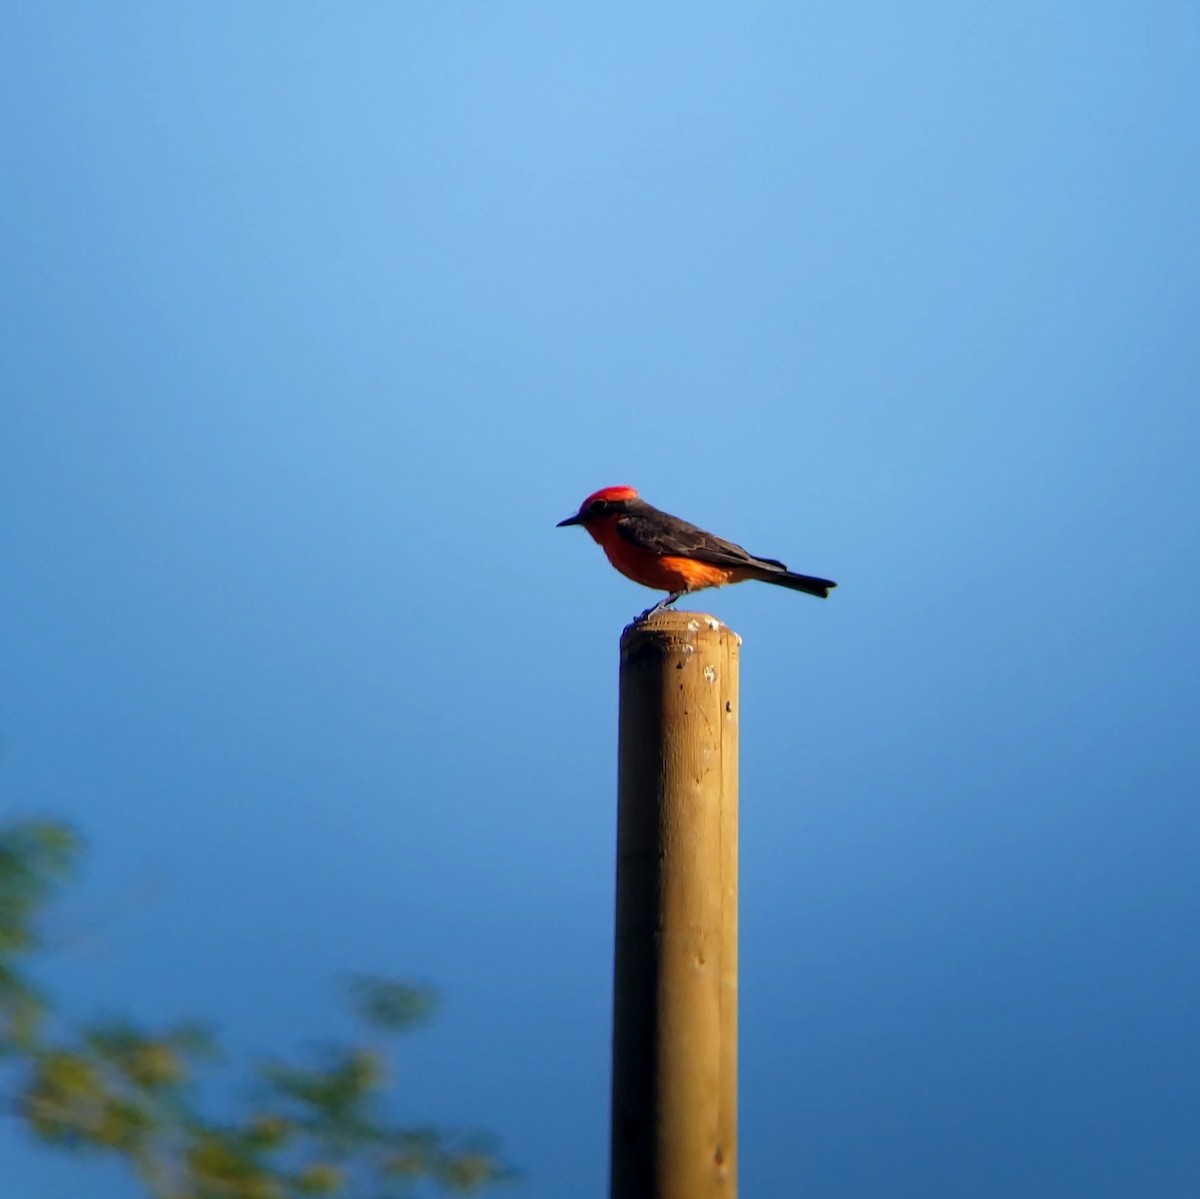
[615,508,788,572]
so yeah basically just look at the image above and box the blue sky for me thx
[2,4,1198,1196]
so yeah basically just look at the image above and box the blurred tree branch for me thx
[0,819,512,1198]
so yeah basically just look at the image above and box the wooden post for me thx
[610,609,739,1199]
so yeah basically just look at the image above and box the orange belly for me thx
[599,538,738,593]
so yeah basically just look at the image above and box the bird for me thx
[557,485,836,622]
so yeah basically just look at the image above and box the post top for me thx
[619,609,742,652]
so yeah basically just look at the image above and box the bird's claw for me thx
[629,593,684,626]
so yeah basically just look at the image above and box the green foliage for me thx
[347,977,437,1034]
[0,819,512,1198]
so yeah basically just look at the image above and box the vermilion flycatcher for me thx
[557,485,836,620]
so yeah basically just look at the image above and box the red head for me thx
[557,486,640,530]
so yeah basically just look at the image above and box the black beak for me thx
[556,513,584,528]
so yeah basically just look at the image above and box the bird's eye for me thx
[588,500,607,515]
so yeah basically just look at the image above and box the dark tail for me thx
[753,568,837,598]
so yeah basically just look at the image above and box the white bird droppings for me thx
[704,665,717,683]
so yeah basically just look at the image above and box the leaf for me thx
[346,977,437,1033]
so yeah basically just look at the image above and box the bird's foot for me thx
[630,593,684,626]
